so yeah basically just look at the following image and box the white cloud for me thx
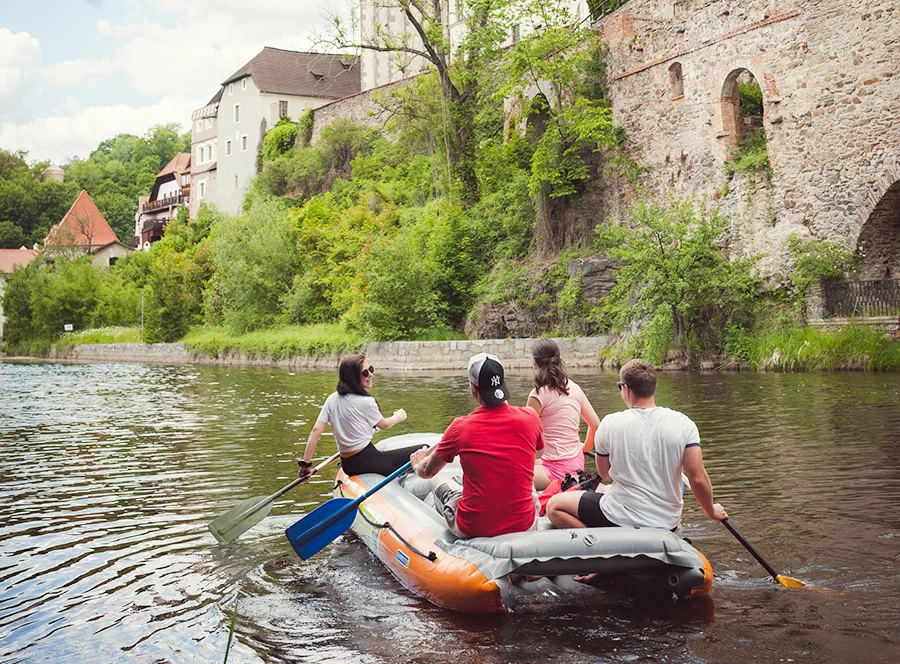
[5,0,352,162]
[0,28,43,98]
[0,95,204,164]
[42,57,115,88]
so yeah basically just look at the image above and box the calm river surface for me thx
[1,359,899,663]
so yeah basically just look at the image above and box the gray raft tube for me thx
[350,434,710,600]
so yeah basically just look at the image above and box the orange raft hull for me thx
[332,438,713,614]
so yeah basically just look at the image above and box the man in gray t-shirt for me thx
[547,358,727,532]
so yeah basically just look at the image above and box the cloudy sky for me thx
[0,0,350,165]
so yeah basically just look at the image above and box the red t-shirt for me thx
[435,403,544,538]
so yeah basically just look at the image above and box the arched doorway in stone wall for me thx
[525,93,550,143]
[822,178,900,319]
[721,69,765,153]
[856,179,900,280]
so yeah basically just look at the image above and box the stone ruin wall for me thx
[595,0,899,278]
[304,1,898,280]
[307,77,416,145]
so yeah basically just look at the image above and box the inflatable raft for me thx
[332,433,713,613]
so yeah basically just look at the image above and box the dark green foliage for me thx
[0,220,25,248]
[27,256,102,340]
[262,119,299,163]
[738,80,764,118]
[595,196,759,362]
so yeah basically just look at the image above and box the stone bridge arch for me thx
[855,165,900,280]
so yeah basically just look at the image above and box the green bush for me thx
[262,119,299,163]
[209,199,298,333]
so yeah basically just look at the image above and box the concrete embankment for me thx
[47,336,614,371]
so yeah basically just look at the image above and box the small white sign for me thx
[64,324,73,332]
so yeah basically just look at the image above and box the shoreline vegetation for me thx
[3,7,898,372]
[3,322,898,373]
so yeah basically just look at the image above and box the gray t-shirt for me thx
[595,406,700,530]
[317,392,383,455]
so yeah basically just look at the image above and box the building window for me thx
[512,24,520,43]
[234,104,240,123]
[229,83,234,94]
[199,181,206,199]
[241,135,248,151]
[234,174,238,189]
[279,100,288,118]
[669,62,684,99]
[205,118,212,129]
[195,120,202,132]
[225,140,232,156]
[241,78,247,90]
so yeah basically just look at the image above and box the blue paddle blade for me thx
[285,497,358,560]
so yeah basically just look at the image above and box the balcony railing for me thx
[824,279,900,318]
[142,193,188,214]
[589,0,630,21]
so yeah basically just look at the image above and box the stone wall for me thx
[594,0,899,277]
[308,76,417,145]
[61,336,613,370]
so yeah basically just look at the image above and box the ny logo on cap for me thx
[491,375,501,386]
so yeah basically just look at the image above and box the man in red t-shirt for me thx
[410,353,544,538]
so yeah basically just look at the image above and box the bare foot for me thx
[574,573,602,586]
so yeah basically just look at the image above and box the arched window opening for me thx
[669,62,684,99]
[721,68,768,171]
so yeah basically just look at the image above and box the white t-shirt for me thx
[317,392,383,455]
[595,406,700,530]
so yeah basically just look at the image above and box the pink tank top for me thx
[528,380,584,461]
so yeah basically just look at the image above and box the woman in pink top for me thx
[528,339,601,490]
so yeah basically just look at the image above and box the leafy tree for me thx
[209,199,299,333]
[329,0,513,203]
[498,0,625,253]
[0,220,25,248]
[28,256,102,339]
[595,196,759,355]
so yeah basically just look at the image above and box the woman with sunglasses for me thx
[298,354,420,479]
[528,339,601,490]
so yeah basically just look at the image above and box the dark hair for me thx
[532,339,569,395]
[620,358,657,398]
[337,354,371,398]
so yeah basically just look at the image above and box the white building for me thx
[358,0,592,90]
[194,48,361,217]
[190,92,220,219]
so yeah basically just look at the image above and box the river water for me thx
[1,360,898,663]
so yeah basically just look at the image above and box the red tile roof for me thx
[222,48,361,100]
[44,190,120,248]
[0,248,39,274]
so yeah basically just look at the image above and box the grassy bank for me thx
[751,325,900,371]
[181,324,363,361]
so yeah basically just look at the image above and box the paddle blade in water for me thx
[209,496,273,543]
[776,574,807,588]
[285,497,358,560]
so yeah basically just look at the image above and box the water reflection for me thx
[1,360,899,663]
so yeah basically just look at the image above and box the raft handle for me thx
[357,507,439,563]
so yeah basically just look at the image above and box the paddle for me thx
[722,519,807,588]
[208,451,341,543]
[285,460,413,559]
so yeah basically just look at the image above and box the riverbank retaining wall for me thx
[49,336,614,371]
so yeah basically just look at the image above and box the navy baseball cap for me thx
[467,353,509,407]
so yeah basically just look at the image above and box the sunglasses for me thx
[616,381,628,391]
[362,365,375,378]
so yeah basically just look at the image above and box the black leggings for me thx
[340,442,425,476]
